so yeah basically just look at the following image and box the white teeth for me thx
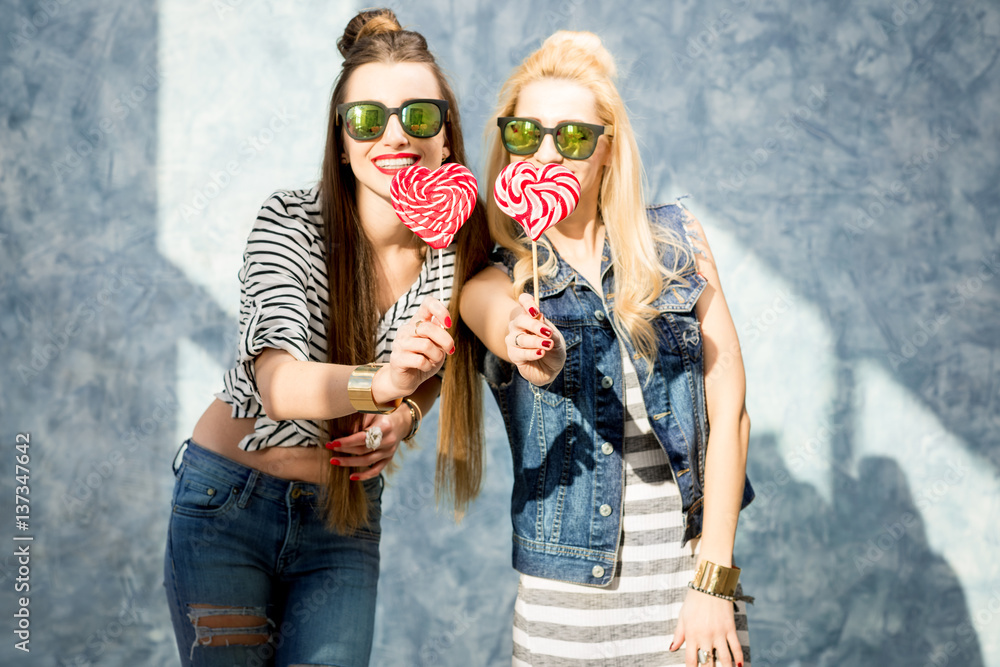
[375,157,416,168]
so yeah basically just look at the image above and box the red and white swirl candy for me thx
[493,162,581,241]
[390,163,478,249]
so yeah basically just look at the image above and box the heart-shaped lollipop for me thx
[493,162,581,241]
[391,163,478,250]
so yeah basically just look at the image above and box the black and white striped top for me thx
[217,185,456,451]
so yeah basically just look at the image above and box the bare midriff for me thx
[190,398,328,485]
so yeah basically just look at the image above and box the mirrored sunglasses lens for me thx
[345,104,385,139]
[400,102,443,138]
[503,119,541,154]
[555,124,597,159]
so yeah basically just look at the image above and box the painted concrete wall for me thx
[1,0,997,665]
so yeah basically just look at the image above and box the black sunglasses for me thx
[497,117,613,160]
[336,99,449,141]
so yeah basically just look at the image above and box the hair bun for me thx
[337,8,402,58]
[541,30,617,80]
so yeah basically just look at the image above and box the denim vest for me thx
[483,203,755,586]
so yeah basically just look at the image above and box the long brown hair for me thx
[318,9,490,532]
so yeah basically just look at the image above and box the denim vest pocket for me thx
[663,312,704,363]
[651,275,703,359]
[534,326,582,408]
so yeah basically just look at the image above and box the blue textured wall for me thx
[1,0,998,665]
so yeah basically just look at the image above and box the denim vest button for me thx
[206,488,216,496]
[601,442,614,455]
[599,504,612,516]
[601,376,614,389]
[592,565,605,578]
[595,309,606,321]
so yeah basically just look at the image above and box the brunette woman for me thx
[163,9,490,666]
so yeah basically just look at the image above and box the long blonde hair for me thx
[485,31,694,364]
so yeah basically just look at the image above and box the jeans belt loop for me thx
[238,470,259,509]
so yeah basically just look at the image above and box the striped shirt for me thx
[217,185,456,451]
[513,346,751,666]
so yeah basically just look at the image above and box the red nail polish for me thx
[329,458,341,466]
[528,307,539,317]
[449,347,456,355]
[536,349,543,356]
[540,327,552,337]
[325,441,341,450]
[541,340,552,348]
[350,475,360,481]
[445,316,453,328]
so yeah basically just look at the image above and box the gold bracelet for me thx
[347,364,400,414]
[401,397,422,442]
[687,582,736,602]
[690,560,741,599]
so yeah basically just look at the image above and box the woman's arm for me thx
[460,267,565,385]
[671,213,749,667]
[256,297,454,422]
[690,214,748,570]
[459,266,519,360]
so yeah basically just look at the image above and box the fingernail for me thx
[449,347,456,355]
[445,316,453,328]
[350,475,360,481]
[540,327,552,337]
[541,340,552,348]
[528,307,539,317]
[329,458,341,466]
[669,642,676,651]
[325,441,341,450]
[536,349,543,356]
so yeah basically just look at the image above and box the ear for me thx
[442,146,451,163]
[340,153,349,164]
[601,137,613,167]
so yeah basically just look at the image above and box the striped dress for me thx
[216,185,455,451]
[513,347,751,666]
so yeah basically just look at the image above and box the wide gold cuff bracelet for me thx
[690,560,741,599]
[347,363,400,414]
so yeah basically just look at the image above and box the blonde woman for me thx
[457,32,755,666]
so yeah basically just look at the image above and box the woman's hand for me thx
[507,293,566,386]
[376,296,455,402]
[670,587,744,667]
[324,407,413,480]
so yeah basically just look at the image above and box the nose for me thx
[381,112,409,147]
[532,132,563,165]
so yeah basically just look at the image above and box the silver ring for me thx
[364,426,383,451]
[514,333,524,348]
[697,648,712,665]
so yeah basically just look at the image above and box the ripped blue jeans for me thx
[164,440,381,667]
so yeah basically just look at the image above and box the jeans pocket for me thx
[171,465,240,519]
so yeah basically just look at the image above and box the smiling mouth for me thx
[373,155,418,173]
